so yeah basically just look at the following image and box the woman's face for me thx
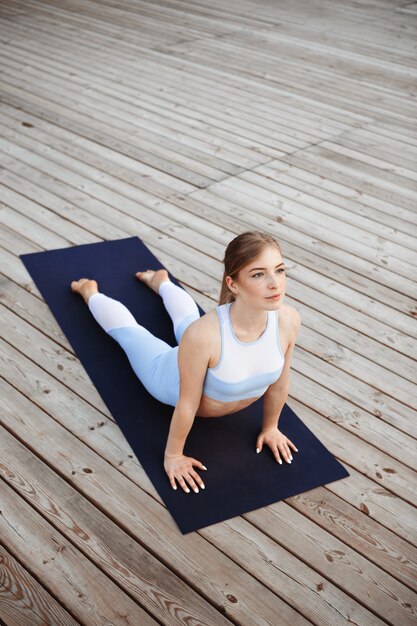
[226,245,286,309]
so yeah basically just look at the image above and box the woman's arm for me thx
[164,320,213,493]
[261,338,295,431]
[257,307,301,463]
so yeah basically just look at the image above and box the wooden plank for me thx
[0,275,64,346]
[0,544,79,626]
[3,372,410,624]
[364,121,417,149]
[0,86,244,179]
[0,180,101,246]
[159,0,417,54]
[0,311,145,473]
[7,5,348,141]
[3,370,414,592]
[19,0,213,41]
[0,8,374,128]
[202,517,385,625]
[288,396,417,545]
[243,504,417,626]
[0,303,116,411]
[150,38,417,123]
[282,150,417,211]
[187,189,417,332]
[223,24,417,70]
[330,127,417,172]
[0,204,71,250]
[0,153,227,290]
[293,351,416,444]
[3,132,411,356]
[0,377,311,626]
[4,344,414,612]
[0,425,235,626]
[192,180,417,282]
[252,160,417,233]
[2,98,200,196]
[315,141,417,184]
[0,245,42,288]
[0,36,314,153]
[0,485,158,625]
[243,163,417,250]
[21,0,245,39]
[0,67,272,169]
[270,471,417,593]
[0,166,132,245]
[127,191,416,357]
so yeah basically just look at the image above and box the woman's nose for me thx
[268,274,281,288]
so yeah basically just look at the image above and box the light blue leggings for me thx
[88,281,200,406]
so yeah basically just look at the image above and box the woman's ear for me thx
[226,275,238,295]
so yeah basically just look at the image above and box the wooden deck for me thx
[1,0,416,624]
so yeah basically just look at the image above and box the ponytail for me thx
[219,270,236,305]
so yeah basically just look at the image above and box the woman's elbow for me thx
[265,380,289,398]
[176,388,202,416]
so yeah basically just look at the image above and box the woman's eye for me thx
[252,269,285,278]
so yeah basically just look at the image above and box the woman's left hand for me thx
[256,428,298,464]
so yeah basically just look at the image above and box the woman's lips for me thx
[266,294,281,300]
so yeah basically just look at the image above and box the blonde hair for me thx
[219,231,282,305]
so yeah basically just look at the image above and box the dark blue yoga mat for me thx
[21,236,349,534]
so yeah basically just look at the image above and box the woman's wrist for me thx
[164,450,184,459]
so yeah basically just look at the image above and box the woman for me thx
[71,231,301,494]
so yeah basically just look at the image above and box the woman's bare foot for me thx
[71,278,99,304]
[135,269,170,294]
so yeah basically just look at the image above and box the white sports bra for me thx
[202,302,285,402]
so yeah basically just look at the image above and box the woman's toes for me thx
[135,270,153,283]
[71,278,89,292]
[71,279,98,302]
[136,269,169,293]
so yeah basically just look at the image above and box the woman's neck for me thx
[229,299,268,340]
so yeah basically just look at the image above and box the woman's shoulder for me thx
[278,303,301,341]
[179,307,220,345]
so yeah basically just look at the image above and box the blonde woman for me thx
[71,231,301,494]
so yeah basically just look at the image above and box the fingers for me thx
[174,473,204,494]
[167,462,206,494]
[282,438,298,462]
[177,476,192,494]
[280,443,293,464]
[273,448,283,465]
[256,434,264,454]
[288,440,299,453]
[169,476,178,491]
[190,458,208,472]
[269,440,297,465]
[168,474,193,494]
[187,471,203,493]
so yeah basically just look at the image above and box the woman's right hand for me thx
[164,454,207,493]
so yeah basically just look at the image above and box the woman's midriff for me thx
[196,394,261,418]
